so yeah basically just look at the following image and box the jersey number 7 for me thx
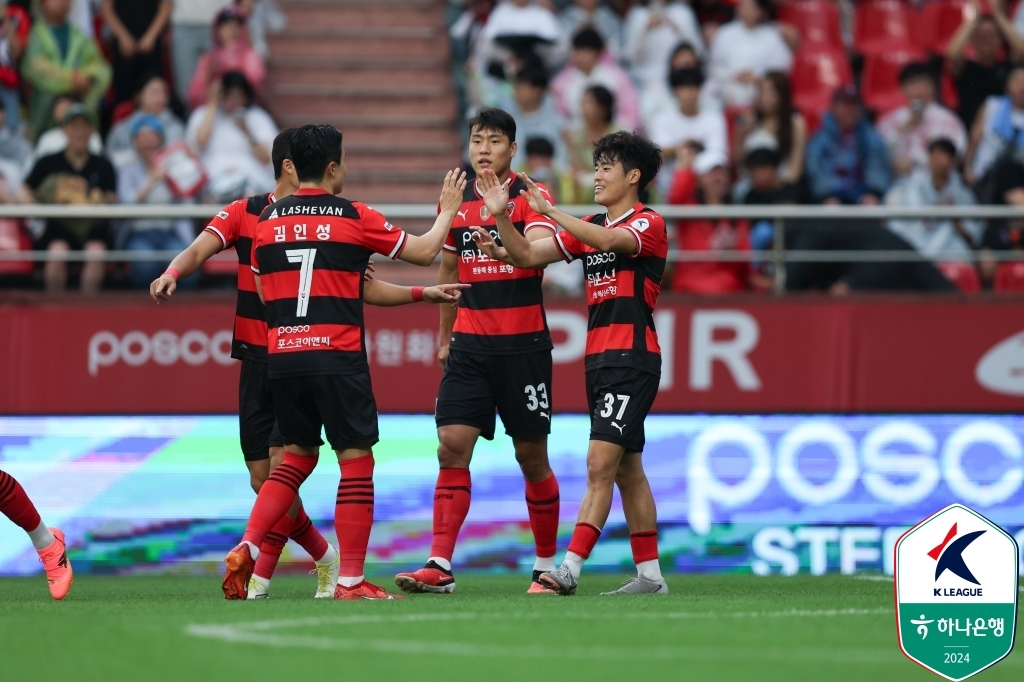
[286,248,317,317]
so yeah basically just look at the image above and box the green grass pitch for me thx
[1,574,1021,682]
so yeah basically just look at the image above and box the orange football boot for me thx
[222,543,256,600]
[38,528,72,600]
[334,580,403,600]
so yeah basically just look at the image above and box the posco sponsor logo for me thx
[88,330,234,376]
[278,325,311,334]
[586,252,617,267]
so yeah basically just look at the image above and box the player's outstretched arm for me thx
[519,173,639,255]
[150,231,223,302]
[476,169,561,268]
[363,278,470,308]
[398,169,468,265]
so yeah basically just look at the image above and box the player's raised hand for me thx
[470,226,509,262]
[424,282,471,308]
[519,173,554,216]
[438,168,468,215]
[150,273,177,303]
[478,168,509,218]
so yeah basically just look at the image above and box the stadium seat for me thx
[778,0,843,47]
[202,247,238,276]
[920,0,971,55]
[936,261,981,292]
[994,260,1024,291]
[791,46,854,119]
[861,49,926,114]
[854,0,924,56]
[0,219,33,276]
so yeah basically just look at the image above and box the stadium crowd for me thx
[0,0,1021,294]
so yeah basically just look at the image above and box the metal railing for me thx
[2,204,1022,295]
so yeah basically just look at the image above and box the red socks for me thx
[630,530,659,563]
[429,467,471,562]
[336,453,374,579]
[567,522,602,559]
[290,507,328,562]
[254,514,291,579]
[0,470,41,532]
[525,473,559,559]
[242,453,318,548]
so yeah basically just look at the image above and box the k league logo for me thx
[895,504,1019,681]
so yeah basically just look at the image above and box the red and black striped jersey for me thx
[204,192,275,362]
[553,204,667,376]
[250,188,409,378]
[442,171,556,354]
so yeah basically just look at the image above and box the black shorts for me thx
[238,359,284,461]
[586,367,660,453]
[271,373,379,451]
[435,348,552,441]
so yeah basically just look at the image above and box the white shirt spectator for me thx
[971,94,1024,182]
[172,0,231,25]
[885,168,982,258]
[640,77,722,129]
[473,0,568,74]
[561,1,624,60]
[186,104,277,200]
[649,104,728,194]
[708,21,792,107]
[877,103,967,177]
[623,1,704,88]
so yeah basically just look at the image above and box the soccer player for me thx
[0,469,72,599]
[394,108,562,595]
[471,131,669,595]
[150,129,340,599]
[221,123,468,601]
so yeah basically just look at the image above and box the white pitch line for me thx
[855,576,893,582]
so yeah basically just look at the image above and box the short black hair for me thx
[898,62,933,85]
[271,128,296,180]
[468,107,517,143]
[585,85,615,125]
[525,136,554,158]
[221,70,255,106]
[669,67,704,89]
[289,124,343,183]
[928,137,957,157]
[745,146,781,169]
[572,27,605,52]
[515,65,549,90]
[592,131,663,193]
[134,71,165,97]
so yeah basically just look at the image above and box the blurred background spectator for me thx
[707,0,791,108]
[948,1,1022,130]
[502,64,569,171]
[22,0,111,142]
[171,0,231,103]
[561,0,623,59]
[0,98,31,185]
[966,63,1024,188]
[623,0,704,88]
[34,94,103,161]
[234,0,286,60]
[563,84,621,201]
[733,71,806,190]
[116,115,198,291]
[806,85,890,205]
[0,0,30,132]
[186,70,275,203]
[20,104,116,293]
[99,0,172,107]
[107,73,185,169]
[640,41,720,129]
[552,27,639,131]
[186,6,264,110]
[519,136,572,203]
[472,0,567,78]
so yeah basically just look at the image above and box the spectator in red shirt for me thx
[0,1,31,132]
[667,147,751,293]
[186,6,264,110]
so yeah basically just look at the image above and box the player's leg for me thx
[497,350,560,592]
[0,469,72,599]
[396,350,493,594]
[223,376,322,599]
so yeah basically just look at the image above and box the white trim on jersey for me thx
[204,225,228,250]
[387,231,408,260]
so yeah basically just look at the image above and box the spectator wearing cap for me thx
[20,104,117,293]
[560,0,623,60]
[877,63,967,179]
[950,2,1023,130]
[885,137,982,262]
[733,72,806,188]
[806,85,891,205]
[186,70,277,202]
[707,0,792,108]
[118,114,199,291]
[170,0,231,102]
[648,67,728,194]
[106,73,186,169]
[0,0,31,132]
[640,42,721,130]
[551,27,639,132]
[186,6,265,111]
[562,84,623,202]
[472,0,568,77]
[99,0,173,107]
[965,63,1024,186]
[33,94,104,161]
[500,65,569,171]
[623,0,704,88]
[21,0,112,142]
[667,147,752,294]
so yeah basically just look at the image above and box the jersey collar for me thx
[605,203,642,227]
[268,192,276,203]
[293,188,329,196]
